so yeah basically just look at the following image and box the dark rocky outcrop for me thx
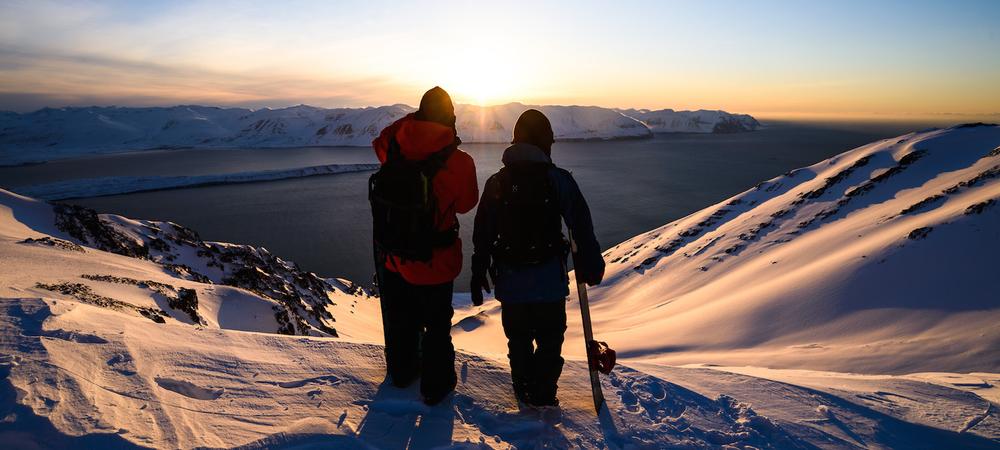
[35,282,168,323]
[80,274,204,325]
[907,227,933,240]
[48,203,367,336]
[18,236,84,252]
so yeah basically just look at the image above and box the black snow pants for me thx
[378,268,457,398]
[500,301,567,403]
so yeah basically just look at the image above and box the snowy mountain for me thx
[1,125,998,448]
[455,103,652,143]
[0,103,757,165]
[618,108,761,133]
[454,123,1000,375]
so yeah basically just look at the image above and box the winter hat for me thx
[512,109,555,155]
[415,86,456,128]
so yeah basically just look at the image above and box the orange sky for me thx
[0,1,998,119]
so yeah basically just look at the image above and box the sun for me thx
[447,68,517,106]
[443,53,522,106]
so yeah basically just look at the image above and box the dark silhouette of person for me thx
[371,86,478,405]
[470,109,604,407]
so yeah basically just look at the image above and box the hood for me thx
[373,113,458,162]
[501,143,552,166]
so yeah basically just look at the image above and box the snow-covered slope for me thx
[0,103,757,165]
[2,168,999,447]
[455,103,652,143]
[619,108,761,133]
[0,189,375,338]
[6,296,997,449]
[454,124,1000,375]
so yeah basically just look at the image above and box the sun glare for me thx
[438,47,524,106]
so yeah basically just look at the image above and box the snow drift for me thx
[0,103,758,165]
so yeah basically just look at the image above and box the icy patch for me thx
[16,163,379,200]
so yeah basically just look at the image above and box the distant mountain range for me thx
[0,103,760,165]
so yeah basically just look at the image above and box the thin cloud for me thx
[0,48,414,112]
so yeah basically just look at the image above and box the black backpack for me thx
[492,162,566,264]
[369,137,457,262]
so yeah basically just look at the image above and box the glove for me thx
[470,272,491,306]
[580,265,605,287]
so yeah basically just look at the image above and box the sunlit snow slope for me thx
[455,124,1000,374]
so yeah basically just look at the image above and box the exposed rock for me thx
[899,194,945,216]
[163,264,212,283]
[795,155,872,202]
[80,274,203,324]
[18,236,84,252]
[964,199,996,215]
[35,282,167,323]
[54,204,147,258]
[907,227,933,240]
[46,202,367,336]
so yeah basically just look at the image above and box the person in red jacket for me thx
[371,86,478,405]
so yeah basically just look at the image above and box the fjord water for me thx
[0,120,947,288]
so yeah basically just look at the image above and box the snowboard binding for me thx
[587,340,616,375]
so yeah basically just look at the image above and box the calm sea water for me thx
[0,119,950,289]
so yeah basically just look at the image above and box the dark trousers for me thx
[377,269,457,397]
[500,301,567,402]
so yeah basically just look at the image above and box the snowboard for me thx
[570,233,606,414]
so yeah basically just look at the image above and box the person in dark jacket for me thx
[371,86,479,405]
[470,109,605,407]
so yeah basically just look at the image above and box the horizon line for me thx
[3,102,999,122]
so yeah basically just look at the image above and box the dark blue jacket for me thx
[472,144,604,303]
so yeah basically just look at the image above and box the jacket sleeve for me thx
[555,169,605,285]
[452,150,479,214]
[471,175,498,276]
[371,113,414,163]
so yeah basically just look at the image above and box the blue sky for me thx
[0,0,998,117]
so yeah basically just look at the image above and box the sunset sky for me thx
[1,0,998,119]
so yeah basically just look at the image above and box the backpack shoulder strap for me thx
[386,137,403,162]
[421,143,457,175]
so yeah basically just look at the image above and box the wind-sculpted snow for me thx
[1,297,996,449]
[15,162,379,200]
[0,103,757,164]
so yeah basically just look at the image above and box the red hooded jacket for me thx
[372,113,478,285]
